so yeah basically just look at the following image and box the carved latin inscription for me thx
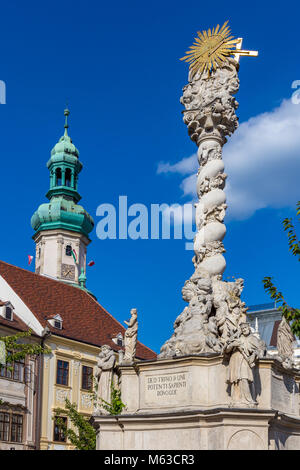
[146,372,188,399]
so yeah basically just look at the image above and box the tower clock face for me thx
[61,264,75,280]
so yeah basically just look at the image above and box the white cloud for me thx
[158,99,300,220]
[157,153,198,176]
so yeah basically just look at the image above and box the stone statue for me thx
[225,323,266,407]
[159,274,223,358]
[95,344,116,412]
[123,308,138,364]
[277,316,295,369]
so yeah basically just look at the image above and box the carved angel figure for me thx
[181,61,239,142]
[200,142,222,166]
[202,204,227,226]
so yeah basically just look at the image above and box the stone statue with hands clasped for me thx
[225,322,266,407]
[123,308,138,364]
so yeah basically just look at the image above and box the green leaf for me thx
[262,202,300,338]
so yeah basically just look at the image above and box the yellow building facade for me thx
[40,335,99,450]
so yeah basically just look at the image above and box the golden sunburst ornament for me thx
[180,21,241,77]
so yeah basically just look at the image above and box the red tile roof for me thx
[0,312,30,334]
[0,261,156,360]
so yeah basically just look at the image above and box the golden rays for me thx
[180,21,240,76]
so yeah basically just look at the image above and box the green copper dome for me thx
[51,132,79,159]
[31,108,94,238]
[31,197,94,238]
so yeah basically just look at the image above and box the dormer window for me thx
[0,302,14,321]
[48,314,63,330]
[117,334,123,346]
[54,319,62,329]
[5,307,12,321]
[112,332,123,347]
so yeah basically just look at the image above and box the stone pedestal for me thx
[93,356,300,450]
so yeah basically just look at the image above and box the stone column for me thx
[61,169,66,187]
[159,60,248,358]
[181,60,239,277]
[71,170,75,189]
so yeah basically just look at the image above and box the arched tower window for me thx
[65,168,72,187]
[55,168,62,186]
[65,245,72,256]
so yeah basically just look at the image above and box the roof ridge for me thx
[84,289,156,354]
[0,260,83,291]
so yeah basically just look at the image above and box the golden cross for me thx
[232,38,258,63]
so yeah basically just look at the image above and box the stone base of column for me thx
[93,355,300,450]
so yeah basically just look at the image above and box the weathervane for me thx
[180,21,258,76]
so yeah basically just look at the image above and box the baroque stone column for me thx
[183,59,239,276]
[159,60,249,358]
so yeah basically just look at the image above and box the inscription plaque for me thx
[144,371,188,404]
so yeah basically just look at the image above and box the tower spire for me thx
[31,108,94,286]
[64,106,70,136]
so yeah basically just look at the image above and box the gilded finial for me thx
[180,21,258,77]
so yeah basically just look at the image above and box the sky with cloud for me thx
[0,0,299,353]
[158,98,300,220]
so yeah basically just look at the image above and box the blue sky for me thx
[0,0,299,353]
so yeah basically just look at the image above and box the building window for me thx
[55,168,62,186]
[65,245,72,256]
[56,360,69,386]
[0,413,23,443]
[53,416,67,442]
[11,415,23,443]
[48,315,63,330]
[0,413,10,441]
[54,319,62,329]
[81,366,93,391]
[65,168,72,187]
[0,360,24,382]
[5,306,12,321]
